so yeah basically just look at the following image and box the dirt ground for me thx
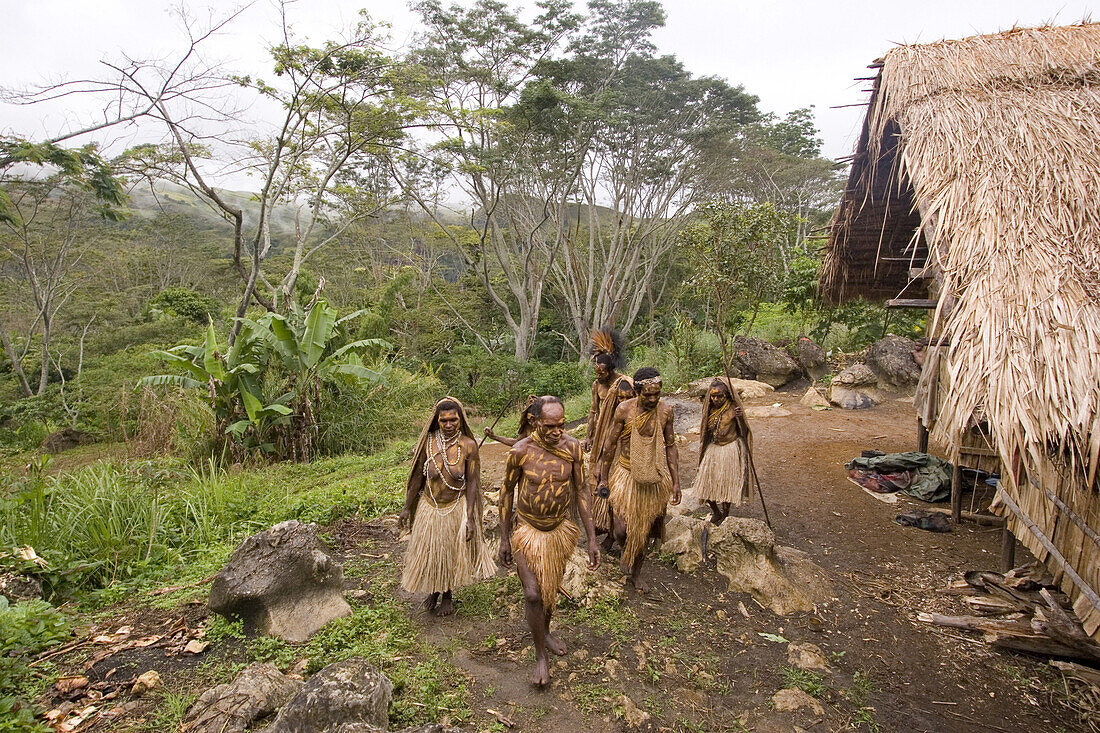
[367,389,1081,732]
[40,388,1087,732]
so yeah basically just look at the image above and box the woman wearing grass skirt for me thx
[694,378,749,525]
[399,397,495,616]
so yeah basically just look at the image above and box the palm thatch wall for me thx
[820,24,1100,638]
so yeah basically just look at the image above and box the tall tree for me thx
[544,52,759,352]
[119,7,418,342]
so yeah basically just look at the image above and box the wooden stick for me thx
[478,392,525,449]
[711,307,772,528]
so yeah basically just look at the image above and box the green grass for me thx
[568,596,637,643]
[1,443,413,603]
[457,574,519,620]
[573,682,620,715]
[782,666,828,699]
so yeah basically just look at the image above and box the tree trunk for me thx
[0,323,32,397]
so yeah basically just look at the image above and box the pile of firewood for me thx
[918,563,1100,664]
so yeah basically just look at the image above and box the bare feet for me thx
[530,656,551,687]
[435,594,456,617]
[545,633,567,656]
[628,574,649,593]
[423,593,439,614]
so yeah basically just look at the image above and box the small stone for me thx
[184,639,210,654]
[787,642,829,672]
[617,695,651,729]
[131,670,162,696]
[771,688,824,716]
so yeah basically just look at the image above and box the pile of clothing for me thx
[845,451,952,503]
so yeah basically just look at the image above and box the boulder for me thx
[799,387,829,409]
[682,377,774,402]
[827,363,885,410]
[707,518,831,616]
[771,688,825,716]
[789,336,827,381]
[183,663,301,733]
[561,547,625,606]
[40,427,95,453]
[0,572,43,602]
[657,513,708,573]
[865,336,922,390]
[209,520,351,642]
[268,659,392,733]
[732,337,800,388]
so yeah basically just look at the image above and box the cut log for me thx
[921,612,1031,634]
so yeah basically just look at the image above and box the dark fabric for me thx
[846,451,953,503]
[895,509,952,532]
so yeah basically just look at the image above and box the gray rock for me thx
[708,518,832,615]
[657,513,708,573]
[866,335,922,390]
[209,520,351,642]
[789,336,827,381]
[771,687,825,716]
[681,377,774,401]
[827,363,885,410]
[732,336,800,388]
[183,663,301,733]
[0,572,43,602]
[269,659,392,733]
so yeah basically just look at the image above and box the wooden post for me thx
[1001,524,1017,571]
[951,463,963,524]
[917,419,929,454]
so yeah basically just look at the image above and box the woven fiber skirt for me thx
[512,518,579,610]
[608,462,671,568]
[693,439,748,504]
[401,497,495,594]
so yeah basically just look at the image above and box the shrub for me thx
[1,597,70,731]
[432,345,588,410]
[147,287,223,323]
[317,367,441,455]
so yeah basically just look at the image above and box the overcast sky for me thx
[2,0,1096,167]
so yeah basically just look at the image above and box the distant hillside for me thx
[123,182,308,235]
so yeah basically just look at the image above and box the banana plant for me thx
[139,320,293,456]
[242,300,392,461]
[140,300,392,461]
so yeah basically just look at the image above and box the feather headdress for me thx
[589,327,625,368]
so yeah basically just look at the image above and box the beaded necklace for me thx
[422,430,466,514]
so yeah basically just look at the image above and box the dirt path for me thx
[347,390,1079,733]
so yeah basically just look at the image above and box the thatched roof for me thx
[820,24,1100,633]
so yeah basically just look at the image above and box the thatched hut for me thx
[820,24,1100,639]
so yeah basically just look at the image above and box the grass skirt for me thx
[401,497,495,594]
[587,458,611,532]
[693,440,748,504]
[512,518,579,610]
[608,462,671,568]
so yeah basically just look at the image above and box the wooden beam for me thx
[952,463,963,524]
[959,445,998,458]
[887,298,938,309]
[1002,525,1017,571]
